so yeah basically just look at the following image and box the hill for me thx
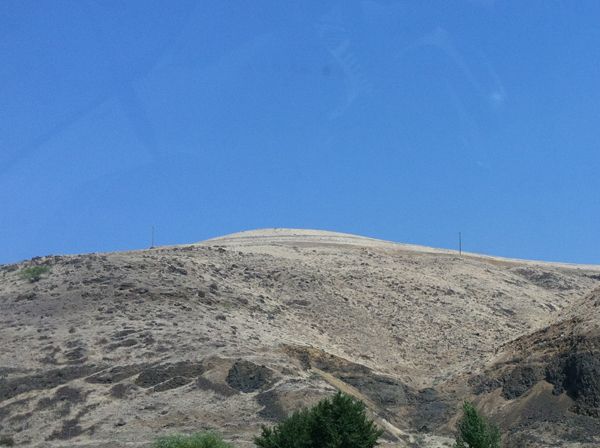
[1,229,599,447]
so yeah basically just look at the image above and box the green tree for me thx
[454,402,500,448]
[20,265,50,282]
[153,432,233,448]
[255,391,383,448]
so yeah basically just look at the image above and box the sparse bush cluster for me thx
[152,394,500,448]
[0,435,15,447]
[154,392,381,448]
[20,265,50,282]
[153,432,233,448]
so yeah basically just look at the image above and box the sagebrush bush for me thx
[0,435,15,447]
[20,265,50,282]
[455,402,500,448]
[153,432,233,448]
[255,391,383,448]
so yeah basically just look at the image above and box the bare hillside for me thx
[454,286,600,447]
[1,229,599,447]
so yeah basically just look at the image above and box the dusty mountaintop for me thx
[1,228,599,447]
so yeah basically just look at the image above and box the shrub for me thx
[0,435,15,447]
[153,432,233,448]
[20,265,50,282]
[255,391,383,448]
[454,402,500,448]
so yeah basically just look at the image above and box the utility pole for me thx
[151,226,155,249]
[459,231,462,256]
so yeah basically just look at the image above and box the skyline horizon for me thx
[5,225,599,268]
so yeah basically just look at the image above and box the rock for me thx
[226,360,273,393]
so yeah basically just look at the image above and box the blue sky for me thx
[1,0,599,264]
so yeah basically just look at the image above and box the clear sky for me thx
[1,1,599,264]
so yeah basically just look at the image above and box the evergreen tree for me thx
[455,402,501,448]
